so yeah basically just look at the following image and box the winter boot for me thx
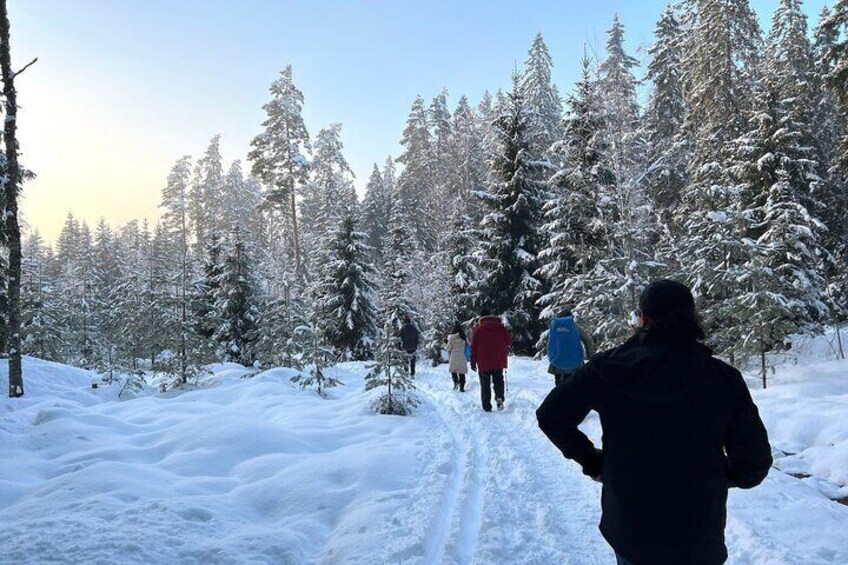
[496,398,504,411]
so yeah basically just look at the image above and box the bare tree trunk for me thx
[1,0,32,397]
[289,184,301,275]
[761,347,767,390]
[836,322,845,360]
[179,210,188,384]
[386,344,393,414]
[314,318,321,396]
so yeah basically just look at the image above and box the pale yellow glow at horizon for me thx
[14,56,256,246]
[16,65,172,244]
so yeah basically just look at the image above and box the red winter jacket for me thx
[470,316,512,372]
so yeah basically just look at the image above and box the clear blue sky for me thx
[10,0,830,242]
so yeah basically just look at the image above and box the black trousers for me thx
[478,369,504,411]
[451,372,466,390]
[405,350,416,376]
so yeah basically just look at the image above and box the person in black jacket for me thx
[537,280,772,565]
[399,315,420,376]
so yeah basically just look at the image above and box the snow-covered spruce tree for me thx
[112,220,157,370]
[21,231,62,361]
[537,116,601,318]
[679,0,762,145]
[364,321,418,415]
[192,231,224,361]
[160,155,199,383]
[189,136,224,255]
[473,72,546,355]
[644,4,687,227]
[315,213,378,361]
[51,214,80,363]
[477,90,497,158]
[249,65,311,275]
[396,96,435,252]
[596,14,654,313]
[219,160,262,237]
[408,243,454,367]
[537,50,618,350]
[73,223,98,368]
[814,5,847,174]
[301,123,358,267]
[817,1,848,327]
[213,227,260,366]
[254,277,307,369]
[520,32,563,172]
[428,89,453,228]
[446,212,479,326]
[380,198,418,333]
[147,222,182,373]
[290,313,341,398]
[729,89,829,367]
[764,0,826,215]
[120,220,172,371]
[90,219,126,381]
[361,163,390,263]
[674,0,763,354]
[447,96,486,222]
[820,1,848,104]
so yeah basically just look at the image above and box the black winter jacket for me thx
[536,331,772,565]
[399,323,420,352]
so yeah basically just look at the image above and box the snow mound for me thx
[0,359,432,564]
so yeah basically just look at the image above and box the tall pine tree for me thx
[474,73,546,354]
[249,65,311,275]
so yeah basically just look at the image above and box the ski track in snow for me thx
[400,364,611,565]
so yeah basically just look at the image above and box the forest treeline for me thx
[4,0,848,385]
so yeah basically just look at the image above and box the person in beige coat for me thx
[445,322,469,391]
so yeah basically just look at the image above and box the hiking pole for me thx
[505,368,509,393]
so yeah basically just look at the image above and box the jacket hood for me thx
[479,316,503,326]
[592,330,714,404]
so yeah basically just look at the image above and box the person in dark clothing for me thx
[536,280,772,565]
[547,308,595,386]
[399,315,420,376]
[470,312,512,412]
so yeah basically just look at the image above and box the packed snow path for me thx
[403,359,610,564]
[2,355,848,564]
[407,358,848,565]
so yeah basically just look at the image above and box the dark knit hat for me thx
[638,279,695,319]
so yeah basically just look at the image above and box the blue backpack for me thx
[464,344,471,361]
[548,316,585,372]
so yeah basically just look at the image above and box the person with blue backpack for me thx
[547,308,595,386]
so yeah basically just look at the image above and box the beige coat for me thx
[446,333,469,374]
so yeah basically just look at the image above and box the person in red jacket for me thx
[470,311,512,412]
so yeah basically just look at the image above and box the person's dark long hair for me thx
[452,322,467,341]
[647,307,706,342]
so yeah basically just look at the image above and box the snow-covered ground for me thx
[1,336,847,564]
